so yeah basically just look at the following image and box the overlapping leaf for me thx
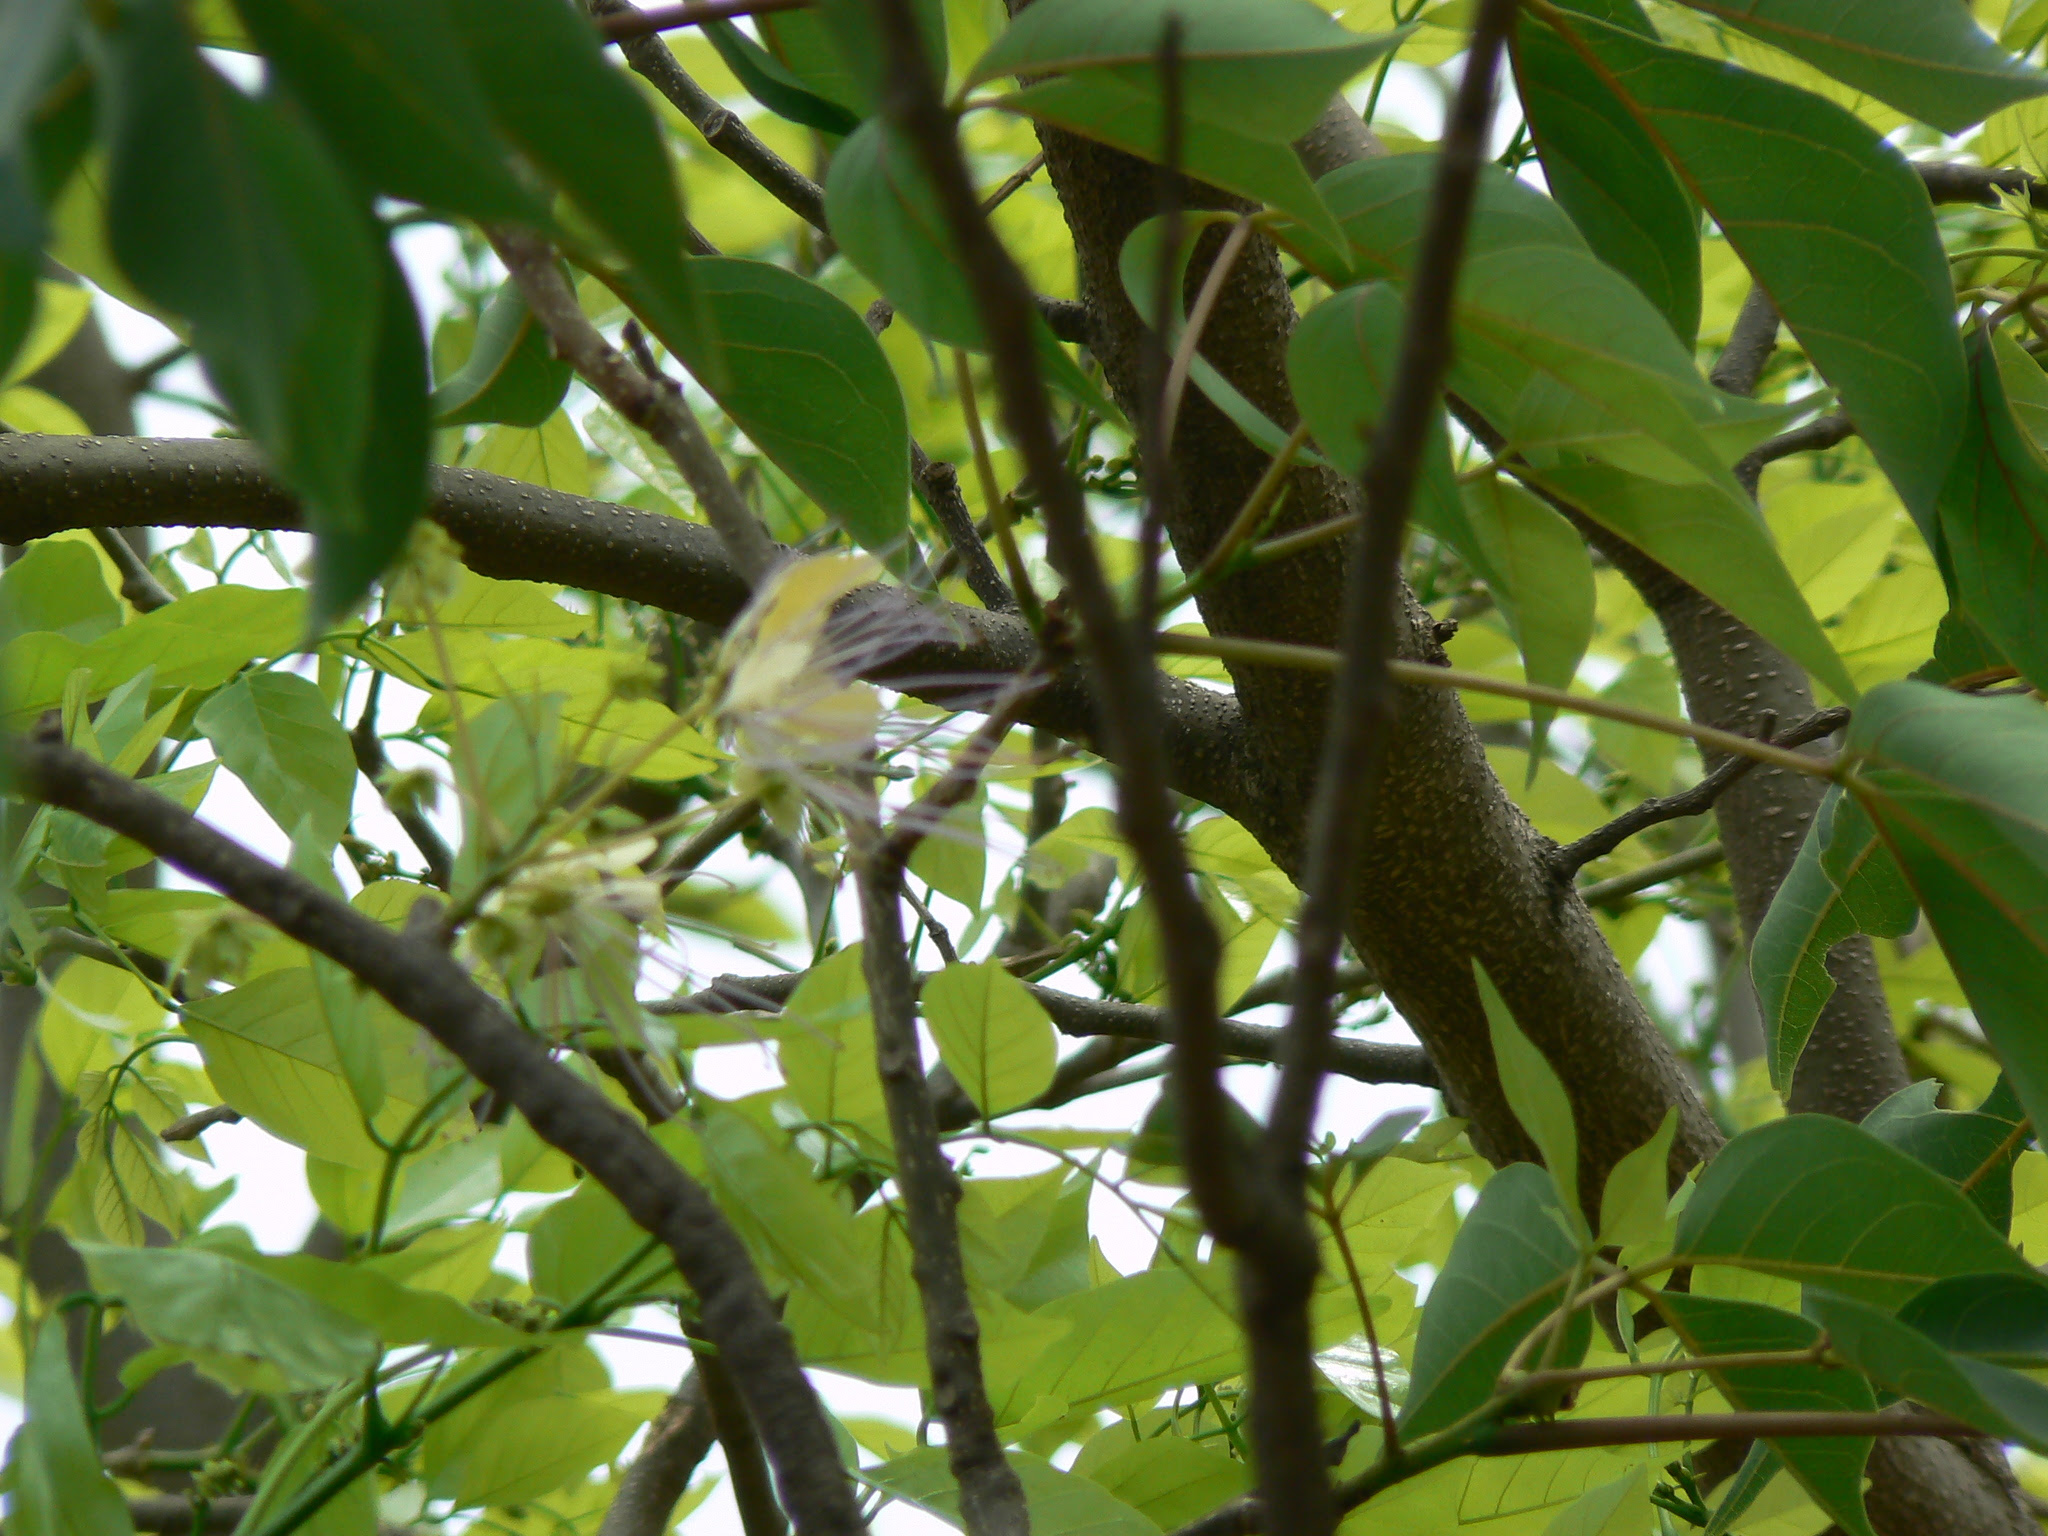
[1544,4,1966,530]
[1401,1164,1591,1436]
[1843,680,2048,1137]
[1938,325,2048,691]
[1656,1292,1875,1536]
[1752,787,1916,1090]
[1671,0,2048,133]
[1513,3,1701,341]
[1672,1113,2030,1307]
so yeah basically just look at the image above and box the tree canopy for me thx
[10,2,2048,1536]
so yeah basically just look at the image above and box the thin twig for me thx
[952,349,1041,626]
[1575,842,1725,907]
[351,671,455,890]
[981,153,1046,214]
[159,1103,243,1142]
[900,882,959,966]
[1733,413,1855,496]
[1151,632,1839,778]
[914,445,1015,612]
[656,794,762,892]
[1164,422,1312,605]
[1270,0,1522,1190]
[1551,707,1848,877]
[1161,216,1257,442]
[594,0,813,40]
[90,527,175,612]
[9,728,864,1536]
[491,226,779,582]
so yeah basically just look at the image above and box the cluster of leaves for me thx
[11,0,2048,1535]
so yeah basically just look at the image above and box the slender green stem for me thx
[1157,422,1311,610]
[1149,632,1838,777]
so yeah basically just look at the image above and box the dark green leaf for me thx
[1807,1288,2048,1453]
[687,257,908,557]
[1897,1272,2048,1366]
[1528,463,1855,703]
[15,1320,136,1536]
[1475,959,1582,1220]
[1752,787,1917,1092]
[194,671,357,853]
[79,1241,380,1388]
[441,0,713,372]
[1704,1440,1782,1536]
[1938,325,2048,690]
[1860,1081,2021,1232]
[968,0,1393,140]
[1654,1292,1874,1536]
[0,0,75,380]
[1401,1163,1591,1436]
[702,18,861,136]
[1843,680,2048,1139]
[1673,0,2048,134]
[827,120,1117,424]
[431,281,574,429]
[227,0,542,222]
[797,0,946,120]
[1312,153,1588,284]
[315,240,428,628]
[1545,5,1966,530]
[102,0,383,605]
[1672,1113,2031,1307]
[236,1251,532,1350]
[1513,9,1700,342]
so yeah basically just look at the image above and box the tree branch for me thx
[351,672,455,891]
[6,729,863,1536]
[491,226,779,582]
[89,526,175,613]
[1576,841,1725,908]
[1734,413,1856,497]
[0,434,1250,818]
[685,1330,790,1536]
[597,1371,719,1536]
[1707,284,1780,397]
[652,971,1439,1089]
[915,445,1016,613]
[593,0,813,41]
[1550,708,1848,878]
[1919,163,2048,207]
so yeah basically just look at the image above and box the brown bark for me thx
[1027,128,1717,1200]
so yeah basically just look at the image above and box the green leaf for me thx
[1939,325,2048,689]
[1598,1105,1678,1247]
[440,0,713,373]
[702,18,862,136]
[687,257,909,558]
[0,1,78,384]
[233,1251,531,1350]
[1654,1291,1875,1536]
[1542,1468,1649,1536]
[1860,1081,2022,1232]
[226,0,543,223]
[993,1265,1241,1419]
[79,1241,380,1388]
[793,0,946,120]
[923,959,1058,1117]
[1842,680,2048,1139]
[1474,959,1581,1221]
[430,280,571,429]
[1806,1288,2048,1453]
[1897,1271,2048,1366]
[1543,7,1966,531]
[777,943,888,1141]
[1458,475,1596,753]
[526,1169,676,1306]
[0,539,122,646]
[1671,0,2048,134]
[1671,1113,2031,1307]
[1704,1441,1783,1536]
[102,0,385,610]
[1071,1435,1247,1532]
[825,118,992,349]
[1513,11,1701,342]
[183,968,443,1170]
[81,583,304,697]
[422,1344,650,1509]
[1528,463,1856,703]
[868,1447,1161,1536]
[1312,153,1589,284]
[968,0,1393,143]
[1752,787,1917,1092]
[0,281,92,389]
[1401,1163,1592,1436]
[14,1320,137,1536]
[195,671,357,853]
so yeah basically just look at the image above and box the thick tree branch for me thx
[597,1372,719,1536]
[1550,708,1848,878]
[0,435,1250,818]
[1919,163,2048,207]
[652,970,1439,1089]
[491,226,779,582]
[6,731,862,1536]
[686,1331,790,1536]
[1707,284,1780,397]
